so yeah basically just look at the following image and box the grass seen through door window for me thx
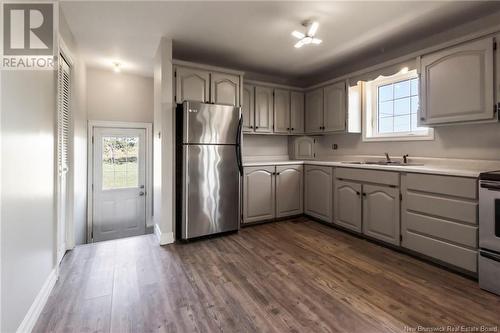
[102,136,139,189]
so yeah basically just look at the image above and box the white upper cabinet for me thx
[175,67,210,104]
[274,89,291,134]
[242,85,255,132]
[419,37,495,125]
[362,184,400,246]
[211,72,240,106]
[276,165,303,218]
[175,64,241,106]
[254,86,274,133]
[243,166,275,223]
[304,165,332,222]
[334,180,362,232]
[323,81,346,132]
[290,91,305,134]
[305,88,324,133]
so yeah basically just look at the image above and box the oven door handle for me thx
[480,182,500,191]
[480,250,500,262]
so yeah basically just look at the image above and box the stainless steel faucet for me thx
[384,152,391,163]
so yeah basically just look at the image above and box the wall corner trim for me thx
[154,224,174,245]
[16,268,58,333]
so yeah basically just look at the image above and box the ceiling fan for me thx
[291,21,322,48]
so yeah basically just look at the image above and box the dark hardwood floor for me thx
[34,218,500,333]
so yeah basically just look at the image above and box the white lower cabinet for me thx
[362,184,400,246]
[276,165,303,217]
[304,165,333,222]
[334,180,362,232]
[401,173,479,273]
[334,168,400,245]
[243,165,303,224]
[243,166,275,223]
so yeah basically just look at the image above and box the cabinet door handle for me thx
[356,191,360,196]
[420,117,425,121]
[362,193,366,197]
[276,172,280,175]
[291,128,294,131]
[255,126,259,129]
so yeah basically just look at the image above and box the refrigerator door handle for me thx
[236,116,243,175]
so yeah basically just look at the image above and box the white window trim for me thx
[362,70,434,142]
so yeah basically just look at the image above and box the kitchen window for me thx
[363,69,433,141]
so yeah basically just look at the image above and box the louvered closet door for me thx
[56,55,71,262]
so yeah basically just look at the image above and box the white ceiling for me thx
[61,1,500,84]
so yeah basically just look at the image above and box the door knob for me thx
[139,191,145,196]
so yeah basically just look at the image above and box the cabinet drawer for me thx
[404,231,477,272]
[335,168,399,186]
[406,173,477,199]
[406,192,477,224]
[405,211,478,248]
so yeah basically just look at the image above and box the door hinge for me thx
[494,103,498,115]
[174,71,177,78]
[399,193,403,201]
[91,136,94,144]
[494,41,497,51]
[400,235,403,242]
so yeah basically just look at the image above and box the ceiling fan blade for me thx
[312,38,322,45]
[291,31,305,39]
[294,40,304,48]
[308,22,319,36]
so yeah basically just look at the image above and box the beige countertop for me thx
[242,159,496,178]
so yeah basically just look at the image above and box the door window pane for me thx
[102,136,139,189]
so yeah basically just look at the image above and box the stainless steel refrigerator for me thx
[176,101,242,240]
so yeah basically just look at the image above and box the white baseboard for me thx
[16,268,58,333]
[154,224,174,245]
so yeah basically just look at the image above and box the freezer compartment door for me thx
[479,250,500,295]
[183,101,240,144]
[183,144,240,239]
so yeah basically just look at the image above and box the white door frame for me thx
[87,120,153,243]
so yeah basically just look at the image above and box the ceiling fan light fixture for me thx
[291,21,322,48]
[302,36,313,44]
[294,40,304,48]
[308,21,319,36]
[291,31,305,39]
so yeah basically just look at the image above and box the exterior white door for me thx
[92,127,146,242]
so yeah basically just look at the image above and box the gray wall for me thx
[1,70,56,332]
[87,68,153,123]
[314,121,500,161]
[242,135,289,159]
